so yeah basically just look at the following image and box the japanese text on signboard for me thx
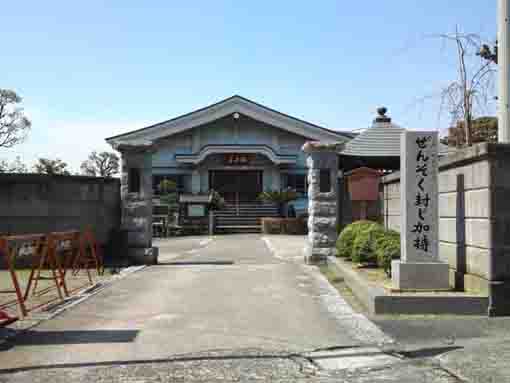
[412,136,432,253]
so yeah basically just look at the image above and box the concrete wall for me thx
[0,173,120,245]
[382,143,510,300]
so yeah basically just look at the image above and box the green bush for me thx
[336,221,401,274]
[336,220,378,259]
[209,189,226,210]
[375,230,401,276]
[258,188,298,204]
[351,223,385,264]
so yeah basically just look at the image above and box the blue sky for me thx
[1,1,497,172]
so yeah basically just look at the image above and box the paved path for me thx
[5,234,500,382]
[0,235,389,376]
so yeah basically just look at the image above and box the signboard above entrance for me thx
[223,153,255,165]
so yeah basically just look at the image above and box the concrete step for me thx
[214,213,279,217]
[225,203,277,207]
[222,207,279,211]
[215,219,275,224]
[224,206,278,210]
[215,225,261,234]
[213,203,279,234]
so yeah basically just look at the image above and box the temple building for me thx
[106,95,354,206]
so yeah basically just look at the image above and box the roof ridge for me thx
[105,95,353,142]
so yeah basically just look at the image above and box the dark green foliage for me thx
[33,158,70,175]
[158,179,177,194]
[353,234,373,264]
[258,188,298,204]
[336,220,377,259]
[351,223,385,264]
[375,230,401,276]
[209,189,226,210]
[336,221,401,275]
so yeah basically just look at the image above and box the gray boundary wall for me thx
[0,173,120,245]
[382,143,510,315]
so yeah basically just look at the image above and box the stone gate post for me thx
[119,144,158,265]
[303,142,344,264]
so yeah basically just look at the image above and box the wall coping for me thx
[0,173,120,184]
[382,142,510,184]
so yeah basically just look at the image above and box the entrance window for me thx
[128,168,141,193]
[320,170,331,193]
[282,173,307,195]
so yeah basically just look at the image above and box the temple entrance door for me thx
[210,171,263,204]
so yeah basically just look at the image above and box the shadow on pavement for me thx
[398,346,463,359]
[157,261,235,266]
[0,351,299,374]
[0,330,139,352]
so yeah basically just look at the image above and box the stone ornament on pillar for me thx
[302,141,344,264]
[392,131,449,290]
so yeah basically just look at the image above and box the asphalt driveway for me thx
[0,234,389,372]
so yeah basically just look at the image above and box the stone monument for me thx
[392,131,449,290]
[302,141,343,264]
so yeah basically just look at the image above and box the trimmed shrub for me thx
[351,223,385,264]
[336,220,378,259]
[375,230,401,276]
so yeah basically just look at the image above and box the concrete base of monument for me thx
[328,257,489,315]
[391,261,450,290]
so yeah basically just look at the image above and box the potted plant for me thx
[209,189,226,211]
[257,188,298,217]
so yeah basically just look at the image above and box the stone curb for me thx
[328,256,489,315]
[0,265,147,345]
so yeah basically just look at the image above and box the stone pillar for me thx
[302,142,344,264]
[119,144,158,265]
[392,131,449,290]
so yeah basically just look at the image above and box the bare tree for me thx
[0,156,28,173]
[80,151,119,177]
[0,89,31,148]
[33,158,70,175]
[437,26,497,146]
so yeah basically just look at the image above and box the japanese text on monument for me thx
[412,136,432,253]
[400,130,439,263]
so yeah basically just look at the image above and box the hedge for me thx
[336,220,378,260]
[375,229,401,276]
[336,221,401,275]
[351,223,385,264]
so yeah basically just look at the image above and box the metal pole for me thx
[499,0,510,142]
